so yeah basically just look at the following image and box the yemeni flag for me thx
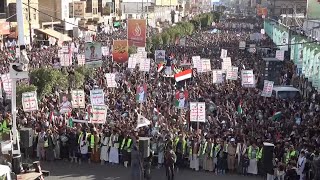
[174,69,192,82]
[237,100,243,114]
[157,63,165,72]
[272,111,282,121]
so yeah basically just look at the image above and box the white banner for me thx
[226,66,238,80]
[91,105,107,124]
[61,46,69,53]
[275,50,285,61]
[128,57,137,69]
[190,102,206,122]
[137,114,151,128]
[261,80,274,97]
[1,74,12,99]
[198,59,211,73]
[90,89,104,105]
[105,73,117,88]
[60,54,71,66]
[222,57,232,73]
[239,41,246,50]
[22,91,38,112]
[241,70,255,87]
[212,70,223,84]
[139,58,151,72]
[192,56,201,69]
[71,90,85,108]
[77,54,85,66]
[101,46,110,56]
[220,49,228,59]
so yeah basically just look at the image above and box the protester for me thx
[0,15,319,180]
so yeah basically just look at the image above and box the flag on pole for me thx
[272,111,282,121]
[153,107,161,115]
[137,114,151,129]
[157,63,165,72]
[237,100,243,114]
[174,69,192,82]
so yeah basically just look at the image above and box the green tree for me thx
[128,45,137,55]
[16,84,37,107]
[75,66,95,80]
[161,32,171,46]
[146,37,153,52]
[30,68,68,97]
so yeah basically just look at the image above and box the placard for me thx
[222,57,232,72]
[22,91,38,112]
[190,102,206,122]
[101,46,110,56]
[91,105,107,124]
[60,54,71,66]
[85,42,102,66]
[212,70,223,84]
[226,66,238,80]
[128,57,137,69]
[1,74,12,99]
[139,58,151,72]
[261,80,274,97]
[275,50,285,61]
[239,41,246,50]
[198,59,211,73]
[155,50,165,62]
[241,70,255,87]
[90,89,105,105]
[220,49,228,59]
[105,73,117,87]
[71,90,85,108]
[192,56,201,69]
[77,54,85,66]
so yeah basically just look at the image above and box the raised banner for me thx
[241,70,255,87]
[127,19,146,47]
[128,57,137,69]
[198,59,211,73]
[105,73,117,87]
[155,50,165,62]
[136,84,147,103]
[22,91,38,112]
[85,42,102,66]
[90,89,105,105]
[91,105,107,124]
[192,56,201,69]
[226,66,238,80]
[101,46,110,56]
[222,57,232,73]
[275,50,285,61]
[261,80,274,97]
[190,102,206,122]
[174,90,188,109]
[220,49,228,59]
[60,54,71,66]
[71,90,85,108]
[1,74,12,99]
[139,58,151,72]
[212,70,223,84]
[239,41,246,50]
[112,40,129,63]
[77,54,85,66]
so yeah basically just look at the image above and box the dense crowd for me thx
[0,16,320,180]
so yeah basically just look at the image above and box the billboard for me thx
[127,19,146,47]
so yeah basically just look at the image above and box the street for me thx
[41,161,262,180]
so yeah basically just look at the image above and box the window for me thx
[33,13,36,20]
[93,8,97,15]
[280,8,286,15]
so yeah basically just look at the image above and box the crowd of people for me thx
[0,15,320,180]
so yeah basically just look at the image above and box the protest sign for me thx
[275,50,285,61]
[226,66,239,80]
[212,70,223,83]
[85,42,102,66]
[90,89,105,105]
[190,102,206,122]
[22,91,38,112]
[139,58,151,72]
[105,73,117,87]
[241,70,255,87]
[128,57,137,69]
[71,90,85,108]
[261,80,274,97]
[155,50,165,62]
[91,105,107,124]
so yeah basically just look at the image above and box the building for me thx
[267,0,306,18]
[6,0,40,44]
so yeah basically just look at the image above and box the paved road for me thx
[41,161,262,180]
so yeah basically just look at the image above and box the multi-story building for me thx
[268,0,306,18]
[6,0,40,44]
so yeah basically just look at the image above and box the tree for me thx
[146,38,153,52]
[128,45,137,55]
[30,68,68,97]
[16,84,37,107]
[161,32,171,46]
[75,66,95,80]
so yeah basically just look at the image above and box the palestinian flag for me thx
[237,100,243,114]
[157,63,165,72]
[272,111,282,121]
[174,69,192,82]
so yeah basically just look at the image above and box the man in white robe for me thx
[100,132,110,165]
[297,151,306,180]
